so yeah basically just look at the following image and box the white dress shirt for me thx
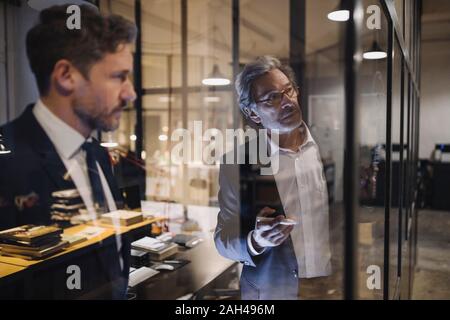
[33,100,117,216]
[247,123,332,278]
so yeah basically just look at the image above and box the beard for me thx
[73,100,125,133]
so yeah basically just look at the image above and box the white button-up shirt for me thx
[33,100,117,216]
[248,123,331,278]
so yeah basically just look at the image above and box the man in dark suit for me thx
[0,5,137,299]
[0,5,136,229]
[215,56,331,299]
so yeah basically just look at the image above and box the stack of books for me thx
[100,210,144,226]
[131,236,178,261]
[0,225,69,260]
[51,189,86,227]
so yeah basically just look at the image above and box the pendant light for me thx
[202,25,230,86]
[100,131,118,148]
[327,0,350,22]
[363,40,387,60]
[202,64,230,86]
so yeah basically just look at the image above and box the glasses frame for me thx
[254,85,300,107]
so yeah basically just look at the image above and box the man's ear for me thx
[52,59,78,95]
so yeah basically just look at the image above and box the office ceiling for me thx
[106,0,342,64]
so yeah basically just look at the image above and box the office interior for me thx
[0,0,449,300]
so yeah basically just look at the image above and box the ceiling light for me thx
[202,64,230,86]
[363,41,387,60]
[327,1,350,22]
[100,132,118,148]
[327,10,350,22]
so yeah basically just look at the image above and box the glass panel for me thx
[240,0,289,62]
[100,0,143,199]
[356,0,389,300]
[404,0,412,63]
[390,38,403,299]
[301,0,345,300]
[402,70,408,214]
[404,74,411,239]
[411,0,417,72]
[394,0,404,37]
[141,0,181,89]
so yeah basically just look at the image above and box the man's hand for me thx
[251,207,294,251]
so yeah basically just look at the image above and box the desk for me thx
[0,218,161,299]
[132,233,238,300]
[0,263,27,299]
[87,217,165,235]
[0,262,25,278]
[0,220,238,299]
[0,225,116,267]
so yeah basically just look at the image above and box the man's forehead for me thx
[253,69,291,93]
[97,45,133,68]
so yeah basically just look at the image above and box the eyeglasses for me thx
[255,86,299,107]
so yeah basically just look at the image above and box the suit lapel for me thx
[22,105,75,191]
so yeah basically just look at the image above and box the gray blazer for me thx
[214,139,299,300]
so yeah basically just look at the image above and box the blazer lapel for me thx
[23,104,75,191]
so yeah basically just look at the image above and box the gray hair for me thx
[235,55,298,119]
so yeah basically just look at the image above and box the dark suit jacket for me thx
[0,104,124,229]
[214,139,299,300]
[0,104,128,299]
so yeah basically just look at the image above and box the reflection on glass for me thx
[389,39,403,299]
[356,0,388,300]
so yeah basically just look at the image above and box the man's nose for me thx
[280,93,294,109]
[122,81,137,102]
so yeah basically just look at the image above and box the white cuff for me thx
[247,230,266,256]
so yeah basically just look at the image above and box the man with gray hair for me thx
[215,56,331,299]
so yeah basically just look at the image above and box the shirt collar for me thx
[33,99,87,159]
[268,122,316,157]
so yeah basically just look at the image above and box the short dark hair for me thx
[26,4,137,95]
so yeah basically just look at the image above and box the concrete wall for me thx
[419,39,450,159]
